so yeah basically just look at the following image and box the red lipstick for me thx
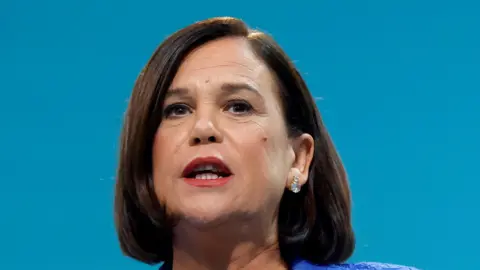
[182,156,233,187]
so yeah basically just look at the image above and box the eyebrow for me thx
[165,82,261,99]
[220,82,259,94]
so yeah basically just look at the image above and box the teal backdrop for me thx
[1,1,479,269]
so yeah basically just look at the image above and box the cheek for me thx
[227,119,289,186]
[153,125,188,164]
[152,127,187,197]
[227,118,269,151]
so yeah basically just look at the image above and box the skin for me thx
[152,37,314,270]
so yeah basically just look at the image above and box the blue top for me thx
[159,259,419,269]
[291,259,419,269]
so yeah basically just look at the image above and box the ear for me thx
[288,133,314,187]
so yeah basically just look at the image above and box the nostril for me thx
[192,136,217,144]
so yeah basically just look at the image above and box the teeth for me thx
[195,173,221,180]
[193,164,219,173]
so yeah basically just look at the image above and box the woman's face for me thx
[152,37,311,227]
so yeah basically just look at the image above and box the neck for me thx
[171,218,288,270]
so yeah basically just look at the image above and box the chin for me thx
[181,214,230,229]
[176,209,234,230]
[175,201,252,229]
[174,199,231,225]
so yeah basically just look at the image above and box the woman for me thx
[115,17,418,270]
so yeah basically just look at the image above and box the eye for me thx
[163,103,191,119]
[224,100,253,115]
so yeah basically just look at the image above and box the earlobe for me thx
[286,133,314,192]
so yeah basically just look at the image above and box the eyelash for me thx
[163,103,191,119]
[162,100,253,119]
[224,100,253,115]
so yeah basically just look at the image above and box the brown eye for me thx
[225,100,253,115]
[163,103,192,119]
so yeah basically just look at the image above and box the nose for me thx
[189,112,223,146]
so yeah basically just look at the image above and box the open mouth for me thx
[182,157,232,180]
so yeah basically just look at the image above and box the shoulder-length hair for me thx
[115,16,354,266]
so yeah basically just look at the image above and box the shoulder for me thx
[292,260,420,270]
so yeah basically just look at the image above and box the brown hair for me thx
[115,17,354,266]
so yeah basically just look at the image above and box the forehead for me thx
[170,37,276,91]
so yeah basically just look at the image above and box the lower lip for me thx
[183,176,233,187]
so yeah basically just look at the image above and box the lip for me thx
[182,156,233,187]
[183,176,233,187]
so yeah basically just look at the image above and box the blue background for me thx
[1,1,479,269]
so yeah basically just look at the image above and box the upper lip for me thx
[182,156,232,178]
